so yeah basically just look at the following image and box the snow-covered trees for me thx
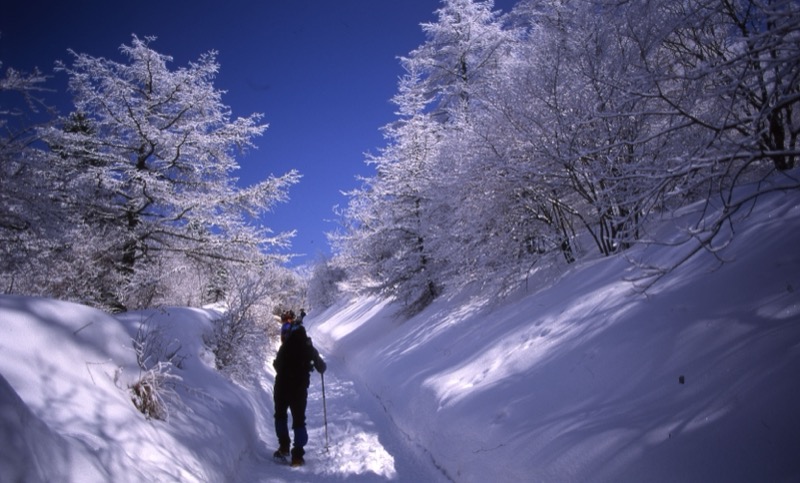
[331,0,800,309]
[647,0,800,173]
[1,36,300,311]
[307,255,345,310]
[0,62,63,295]
[40,35,300,309]
[331,0,524,311]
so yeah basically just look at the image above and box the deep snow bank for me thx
[0,298,271,482]
[311,191,800,482]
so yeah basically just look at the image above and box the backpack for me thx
[275,325,313,377]
[280,322,295,343]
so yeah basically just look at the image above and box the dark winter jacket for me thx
[273,325,326,391]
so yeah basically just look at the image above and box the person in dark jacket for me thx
[272,317,326,466]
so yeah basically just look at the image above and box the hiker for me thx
[279,310,295,343]
[272,313,327,466]
[278,309,307,343]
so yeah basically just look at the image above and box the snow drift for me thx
[0,300,268,482]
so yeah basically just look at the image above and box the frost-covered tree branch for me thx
[330,0,800,308]
[33,35,299,309]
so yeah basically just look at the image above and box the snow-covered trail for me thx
[237,353,449,483]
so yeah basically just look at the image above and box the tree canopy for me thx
[1,35,301,311]
[330,0,800,311]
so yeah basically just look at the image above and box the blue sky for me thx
[2,0,516,266]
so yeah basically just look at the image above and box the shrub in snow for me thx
[133,315,186,370]
[206,309,274,383]
[129,316,184,421]
[130,362,182,421]
[204,271,275,383]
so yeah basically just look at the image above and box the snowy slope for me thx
[311,189,800,482]
[0,300,445,481]
[1,189,799,482]
[0,300,265,482]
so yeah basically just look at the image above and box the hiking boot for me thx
[273,444,290,459]
[290,455,305,467]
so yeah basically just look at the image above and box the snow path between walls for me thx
[236,349,449,483]
[2,188,799,482]
[0,297,449,483]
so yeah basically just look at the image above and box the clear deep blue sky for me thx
[1,0,516,267]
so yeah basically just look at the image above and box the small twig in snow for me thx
[73,321,93,335]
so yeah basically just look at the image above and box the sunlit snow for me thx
[2,189,800,482]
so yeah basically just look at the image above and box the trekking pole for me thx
[321,372,330,452]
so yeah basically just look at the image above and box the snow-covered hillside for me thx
[311,189,800,482]
[2,188,799,482]
[0,302,266,481]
